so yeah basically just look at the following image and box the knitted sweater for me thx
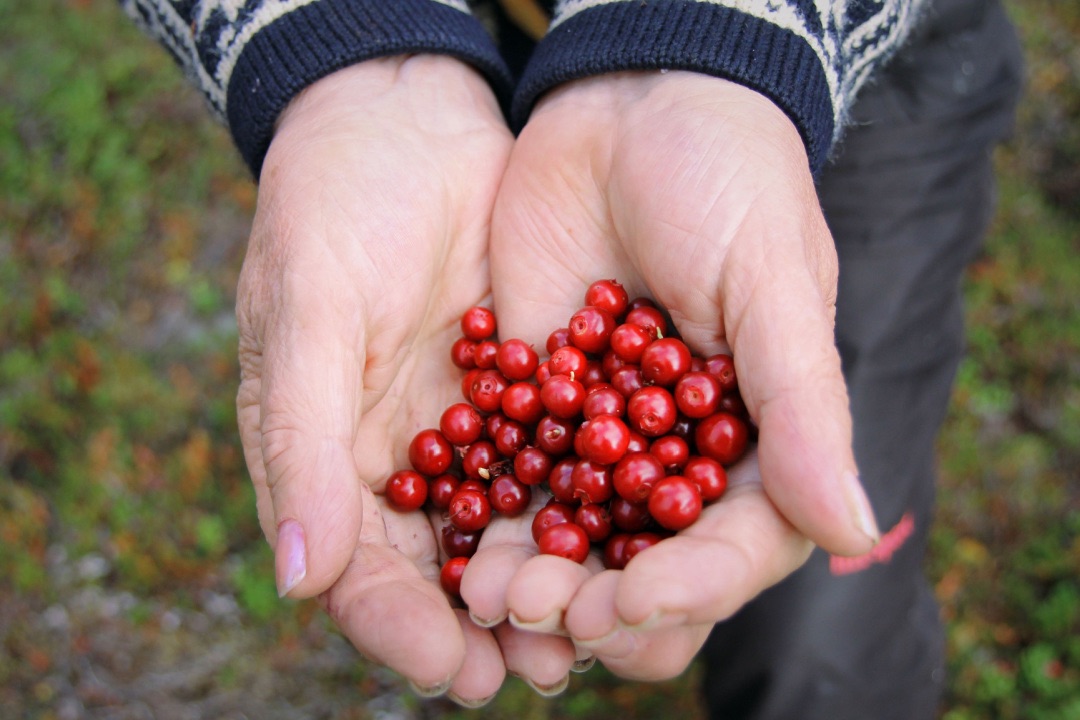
[118,0,925,177]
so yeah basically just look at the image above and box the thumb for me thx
[238,317,365,599]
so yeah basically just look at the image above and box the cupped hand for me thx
[233,55,570,701]
[478,71,880,679]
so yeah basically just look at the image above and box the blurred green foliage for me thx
[0,0,1077,717]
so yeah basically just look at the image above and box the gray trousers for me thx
[701,1,1024,717]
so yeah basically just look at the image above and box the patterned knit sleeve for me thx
[118,0,513,177]
[512,0,928,173]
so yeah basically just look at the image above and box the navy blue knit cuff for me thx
[227,0,513,178]
[513,1,835,173]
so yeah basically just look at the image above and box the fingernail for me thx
[408,678,452,698]
[571,655,596,673]
[469,610,507,628]
[842,471,880,546]
[275,519,307,598]
[523,674,569,696]
[508,610,567,635]
[447,691,497,708]
[619,609,687,633]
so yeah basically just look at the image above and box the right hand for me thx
[233,55,574,703]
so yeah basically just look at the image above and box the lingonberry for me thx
[683,456,728,502]
[549,346,588,378]
[488,473,531,517]
[473,339,499,370]
[674,370,722,419]
[385,470,428,512]
[625,305,668,337]
[650,434,690,472]
[531,501,575,543]
[485,412,508,439]
[428,473,462,511]
[626,385,678,437]
[442,524,482,558]
[513,446,553,486]
[440,402,484,447]
[705,353,738,392]
[623,532,664,562]
[501,381,544,424]
[408,429,453,476]
[461,440,498,480]
[603,532,632,569]
[547,456,580,505]
[440,556,469,599]
[583,384,626,420]
[695,412,750,466]
[537,522,590,564]
[627,296,657,311]
[626,429,650,454]
[540,374,586,419]
[648,475,703,531]
[641,337,692,386]
[584,279,630,320]
[450,337,477,370]
[535,360,553,385]
[461,368,480,402]
[609,365,645,398]
[609,323,654,363]
[718,393,748,418]
[460,306,496,342]
[613,451,665,504]
[535,414,576,456]
[601,348,630,379]
[493,419,529,457]
[449,488,492,533]
[568,305,616,354]
[609,496,652,532]
[496,338,539,381]
[574,503,613,543]
[546,327,572,355]
[580,360,607,388]
[571,459,615,505]
[470,369,509,414]
[577,413,631,465]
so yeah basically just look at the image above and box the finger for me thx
[493,622,576,696]
[320,482,467,692]
[611,454,813,627]
[565,570,713,681]
[505,553,603,634]
[445,609,507,708]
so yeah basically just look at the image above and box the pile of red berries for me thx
[383,280,752,599]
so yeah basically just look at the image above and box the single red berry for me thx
[609,365,645,398]
[625,305,668,337]
[705,353,738,392]
[648,476,702,531]
[442,524,482,558]
[609,323,654,364]
[603,532,632,569]
[428,473,462,511]
[449,488,492,533]
[488,473,532,517]
[450,337,477,370]
[574,503,613,543]
[577,413,631,465]
[461,440,498,480]
[440,556,469,599]
[674,371,722,419]
[531,501,575,543]
[513,446,553,486]
[535,360,553,385]
[547,456,579,504]
[535,415,576,456]
[623,532,664,562]
[460,306,496,341]
[718,393,748,418]
[580,359,607,388]
[537,522,590,564]
[549,346,588,378]
[609,496,652,532]
[627,296,657,311]
[457,478,487,495]
[501,381,544,425]
[470,369,510,414]
[474,339,500,369]
[493,419,529,457]
[462,368,480,402]
[540,374,586,419]
[408,429,453,476]
[640,337,692,386]
[568,305,616,354]
[496,338,540,381]
[583,384,626,420]
[683,456,728,502]
[584,279,630,319]
[440,403,484,447]
[689,356,707,373]
[650,434,690,472]
[627,386,678,437]
[694,412,750,466]
[601,348,629,379]
[626,429,650,454]
[571,459,615,505]
[385,470,428,511]
[613,451,665,504]
[484,411,508,439]
[546,327,572,355]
